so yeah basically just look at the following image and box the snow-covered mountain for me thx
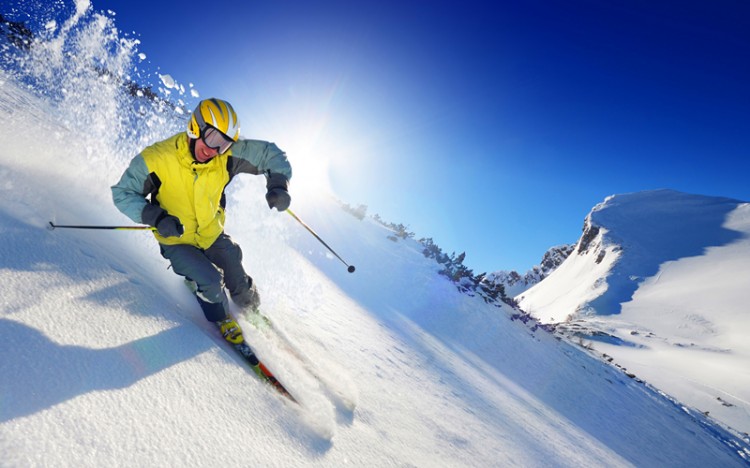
[1,3,750,466]
[488,243,575,298]
[518,189,750,435]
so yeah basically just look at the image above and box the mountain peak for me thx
[518,189,750,434]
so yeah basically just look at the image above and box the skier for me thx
[111,98,292,345]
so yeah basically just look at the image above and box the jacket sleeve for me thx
[228,139,293,190]
[111,154,152,223]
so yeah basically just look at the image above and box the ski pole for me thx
[48,222,155,231]
[286,209,356,273]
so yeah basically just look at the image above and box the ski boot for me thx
[231,278,261,311]
[216,317,244,345]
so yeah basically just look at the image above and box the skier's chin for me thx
[195,150,215,163]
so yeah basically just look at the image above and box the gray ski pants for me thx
[159,233,251,322]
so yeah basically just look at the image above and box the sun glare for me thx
[239,73,368,205]
[284,119,334,196]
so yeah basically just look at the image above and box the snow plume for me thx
[2,1,193,165]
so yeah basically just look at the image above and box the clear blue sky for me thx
[18,0,750,273]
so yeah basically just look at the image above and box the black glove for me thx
[155,215,184,237]
[142,204,184,237]
[265,187,291,211]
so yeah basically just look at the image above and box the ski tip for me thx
[47,221,56,231]
[258,363,298,404]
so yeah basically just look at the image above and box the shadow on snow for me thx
[0,318,207,423]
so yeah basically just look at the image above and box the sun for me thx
[235,76,362,202]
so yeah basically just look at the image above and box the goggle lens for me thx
[201,126,234,154]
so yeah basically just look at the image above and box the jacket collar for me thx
[176,133,227,170]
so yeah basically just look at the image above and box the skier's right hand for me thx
[155,214,184,237]
[142,204,183,237]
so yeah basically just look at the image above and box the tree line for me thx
[340,202,517,308]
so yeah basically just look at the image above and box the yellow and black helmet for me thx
[187,98,240,141]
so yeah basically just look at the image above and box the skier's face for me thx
[193,137,220,163]
[193,126,234,163]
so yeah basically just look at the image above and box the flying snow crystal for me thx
[76,0,92,16]
[159,74,176,89]
[138,53,146,61]
[190,83,200,98]
[45,21,57,33]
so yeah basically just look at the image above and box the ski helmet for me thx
[187,98,240,141]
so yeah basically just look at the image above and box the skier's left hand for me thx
[265,187,291,211]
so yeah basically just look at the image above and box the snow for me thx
[516,236,620,323]
[519,189,750,436]
[1,4,749,467]
[158,73,174,89]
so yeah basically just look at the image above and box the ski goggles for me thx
[201,126,234,154]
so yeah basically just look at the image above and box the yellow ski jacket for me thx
[111,132,292,249]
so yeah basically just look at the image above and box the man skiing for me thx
[112,98,292,346]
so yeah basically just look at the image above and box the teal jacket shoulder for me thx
[228,139,292,189]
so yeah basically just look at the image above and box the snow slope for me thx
[518,190,750,436]
[1,3,750,466]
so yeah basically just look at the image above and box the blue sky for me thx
[18,0,750,273]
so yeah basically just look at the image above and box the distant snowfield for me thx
[519,190,750,436]
[1,3,750,466]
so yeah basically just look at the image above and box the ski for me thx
[182,280,298,403]
[242,309,357,411]
[232,339,298,403]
